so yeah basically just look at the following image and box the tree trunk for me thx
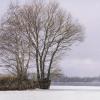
[38,78,51,89]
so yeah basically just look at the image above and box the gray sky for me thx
[0,0,100,77]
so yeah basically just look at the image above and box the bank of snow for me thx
[0,86,100,100]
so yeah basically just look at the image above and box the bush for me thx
[0,76,37,90]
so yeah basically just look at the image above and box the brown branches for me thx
[0,0,84,82]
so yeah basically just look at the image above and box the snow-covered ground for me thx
[1,86,100,100]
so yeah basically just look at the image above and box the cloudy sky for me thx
[0,0,100,77]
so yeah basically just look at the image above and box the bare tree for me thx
[0,4,32,82]
[0,0,84,89]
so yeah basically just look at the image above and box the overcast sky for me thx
[0,0,100,77]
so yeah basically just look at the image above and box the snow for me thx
[0,86,100,100]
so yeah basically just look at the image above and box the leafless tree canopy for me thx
[0,4,32,80]
[0,0,84,81]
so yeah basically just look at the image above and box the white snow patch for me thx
[0,86,100,100]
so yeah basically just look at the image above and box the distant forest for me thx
[52,76,100,86]
[53,76,100,82]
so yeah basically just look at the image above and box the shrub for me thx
[0,76,37,90]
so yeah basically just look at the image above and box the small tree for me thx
[0,4,32,83]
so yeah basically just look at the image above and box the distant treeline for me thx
[53,76,100,82]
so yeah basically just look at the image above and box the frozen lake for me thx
[0,86,100,100]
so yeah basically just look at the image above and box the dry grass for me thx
[0,76,37,90]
